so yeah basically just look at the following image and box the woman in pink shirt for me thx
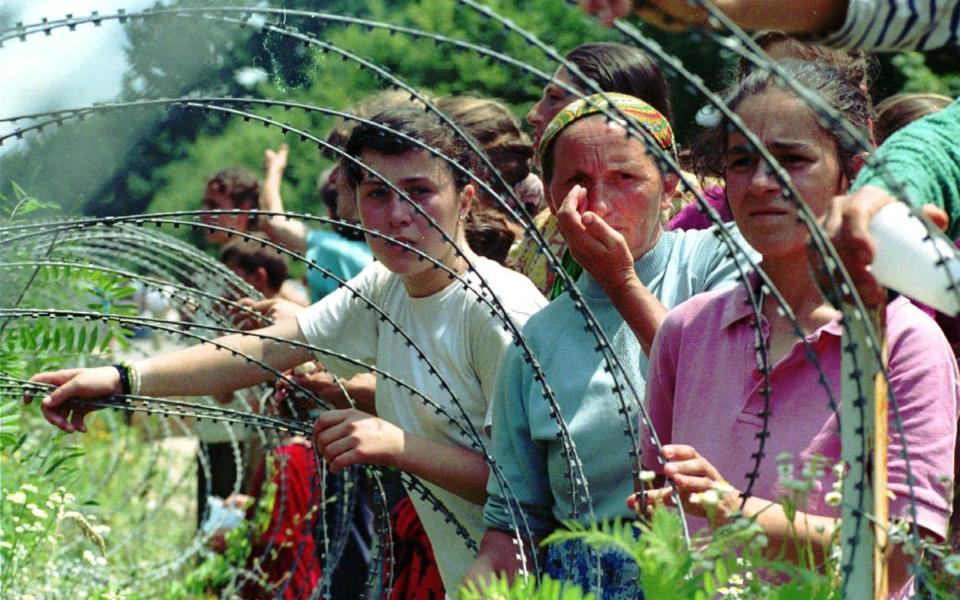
[635,59,959,597]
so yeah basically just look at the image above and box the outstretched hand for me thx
[816,185,949,307]
[628,444,739,523]
[312,408,404,472]
[260,144,290,216]
[579,0,706,30]
[578,0,635,26]
[263,144,289,176]
[273,363,349,411]
[555,184,636,292]
[24,366,121,433]
[232,297,303,330]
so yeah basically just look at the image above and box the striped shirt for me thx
[819,0,959,50]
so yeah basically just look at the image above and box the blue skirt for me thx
[544,535,644,600]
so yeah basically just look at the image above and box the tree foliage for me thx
[1,0,957,233]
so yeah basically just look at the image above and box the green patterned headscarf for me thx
[536,92,677,172]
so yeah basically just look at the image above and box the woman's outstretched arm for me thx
[27,317,313,433]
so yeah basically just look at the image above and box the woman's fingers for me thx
[312,410,349,448]
[668,473,717,493]
[660,444,725,487]
[320,435,358,469]
[581,211,625,251]
[25,369,82,404]
[556,185,587,226]
[68,407,91,434]
[326,449,360,473]
[31,367,120,433]
[659,443,698,461]
[632,486,676,512]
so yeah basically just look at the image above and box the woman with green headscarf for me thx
[463,93,754,598]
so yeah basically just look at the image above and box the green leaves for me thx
[1,261,137,371]
[0,399,20,449]
[4,322,114,356]
[0,182,60,225]
[461,574,595,600]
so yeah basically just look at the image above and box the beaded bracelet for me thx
[114,363,130,395]
[113,361,142,396]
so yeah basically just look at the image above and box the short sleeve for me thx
[884,299,960,539]
[696,225,754,294]
[469,309,520,431]
[295,262,383,378]
[641,311,682,474]
[817,0,958,52]
[466,264,548,430]
[483,344,558,536]
[852,101,960,240]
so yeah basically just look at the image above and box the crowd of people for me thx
[24,2,960,599]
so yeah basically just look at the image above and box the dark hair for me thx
[434,95,533,197]
[691,59,874,181]
[464,205,516,264]
[324,90,430,160]
[341,106,483,192]
[737,31,875,92]
[875,92,953,144]
[564,42,673,122]
[205,167,260,208]
[205,167,260,230]
[315,167,365,242]
[219,238,288,294]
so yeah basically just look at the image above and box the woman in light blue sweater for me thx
[465,94,756,598]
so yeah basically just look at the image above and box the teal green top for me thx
[305,229,373,302]
[484,225,753,535]
[853,99,960,240]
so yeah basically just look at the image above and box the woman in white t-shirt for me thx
[27,106,547,596]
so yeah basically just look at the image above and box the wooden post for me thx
[839,304,889,600]
[872,307,890,600]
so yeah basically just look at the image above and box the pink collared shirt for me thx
[642,281,959,545]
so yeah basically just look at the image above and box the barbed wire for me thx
[3,1,954,597]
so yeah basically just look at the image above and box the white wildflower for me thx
[7,491,26,505]
[943,554,960,576]
[777,462,793,481]
[30,506,48,520]
[700,489,720,506]
[824,491,842,506]
[0,540,12,549]
[639,470,657,483]
[728,574,744,586]
[718,585,743,598]
[20,483,38,494]
[832,462,845,478]
[688,492,703,505]
[714,480,735,495]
